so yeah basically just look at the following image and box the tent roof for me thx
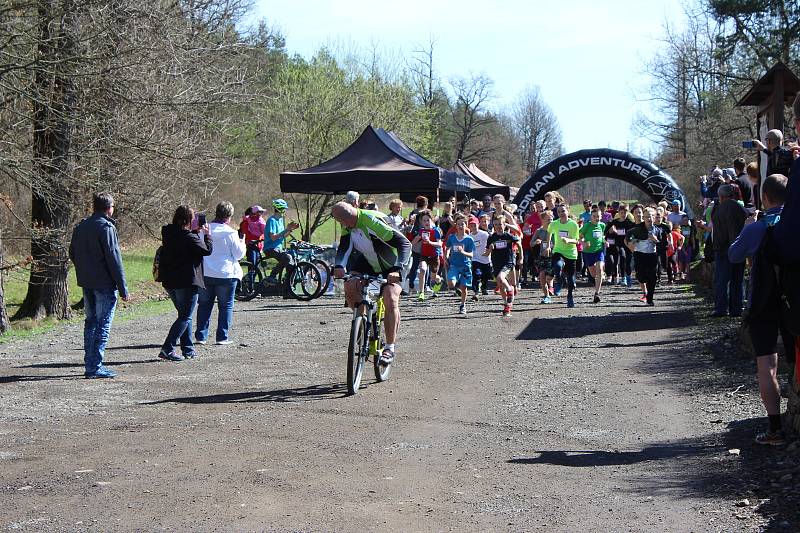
[451,160,511,199]
[279,125,469,197]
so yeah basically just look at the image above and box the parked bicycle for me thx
[343,273,392,395]
[235,241,324,302]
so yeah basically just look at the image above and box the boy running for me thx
[532,210,554,303]
[469,215,492,300]
[485,214,520,317]
[445,214,476,315]
[579,208,607,303]
[412,211,442,301]
[548,205,580,308]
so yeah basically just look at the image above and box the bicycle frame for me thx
[352,276,385,357]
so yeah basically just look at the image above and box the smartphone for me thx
[741,140,754,149]
[197,213,206,227]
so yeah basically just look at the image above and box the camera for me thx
[741,140,755,149]
[197,213,206,227]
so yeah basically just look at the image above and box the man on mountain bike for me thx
[264,199,300,283]
[331,201,411,365]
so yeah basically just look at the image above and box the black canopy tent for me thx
[279,125,470,203]
[452,159,511,199]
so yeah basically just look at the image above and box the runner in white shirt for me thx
[469,214,491,300]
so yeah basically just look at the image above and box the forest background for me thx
[0,0,798,329]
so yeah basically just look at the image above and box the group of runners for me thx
[325,192,693,364]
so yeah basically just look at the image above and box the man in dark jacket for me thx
[69,192,129,378]
[710,184,748,317]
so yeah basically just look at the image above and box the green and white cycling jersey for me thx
[335,209,412,275]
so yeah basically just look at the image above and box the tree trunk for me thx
[0,232,10,334]
[14,0,77,321]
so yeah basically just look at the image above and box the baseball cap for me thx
[468,215,479,225]
[671,200,681,206]
[251,205,266,213]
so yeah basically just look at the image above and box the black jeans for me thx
[634,252,658,303]
[263,248,290,278]
[552,253,576,297]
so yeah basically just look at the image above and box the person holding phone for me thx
[158,205,212,361]
[547,204,580,308]
[263,198,300,284]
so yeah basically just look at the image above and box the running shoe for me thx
[617,278,625,286]
[84,366,117,379]
[429,290,438,299]
[566,295,575,308]
[458,304,467,315]
[494,287,501,295]
[754,430,786,446]
[417,291,426,302]
[593,294,600,304]
[502,305,511,317]
[647,301,655,306]
[625,275,632,287]
[471,294,479,302]
[541,296,552,304]
[638,294,647,303]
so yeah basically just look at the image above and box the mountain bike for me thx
[235,248,323,302]
[290,241,333,298]
[344,273,392,395]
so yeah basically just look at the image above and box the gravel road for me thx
[0,282,796,531]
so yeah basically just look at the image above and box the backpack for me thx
[152,245,163,282]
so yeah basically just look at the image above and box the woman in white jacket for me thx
[195,202,247,345]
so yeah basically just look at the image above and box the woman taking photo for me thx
[158,205,212,361]
[195,202,246,346]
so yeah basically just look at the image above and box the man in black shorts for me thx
[728,174,792,445]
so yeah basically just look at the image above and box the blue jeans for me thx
[163,287,199,356]
[195,277,237,342]
[714,254,745,315]
[82,288,118,373]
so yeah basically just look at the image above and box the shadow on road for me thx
[18,358,159,369]
[0,374,81,383]
[145,382,348,404]
[508,442,717,468]
[516,310,696,340]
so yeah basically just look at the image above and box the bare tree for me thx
[511,86,562,173]
[448,73,496,164]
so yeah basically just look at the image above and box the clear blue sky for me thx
[251,0,686,157]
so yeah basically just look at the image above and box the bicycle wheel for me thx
[347,313,368,395]
[311,259,332,298]
[373,299,392,382]
[286,261,322,301]
[235,261,263,301]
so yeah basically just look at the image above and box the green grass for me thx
[1,243,172,343]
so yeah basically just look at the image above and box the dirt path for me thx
[0,282,785,531]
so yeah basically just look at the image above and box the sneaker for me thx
[471,294,479,302]
[638,295,647,303]
[502,305,511,317]
[567,296,575,308]
[617,278,625,286]
[541,296,552,304]
[593,294,600,304]
[417,291,426,302]
[158,350,183,362]
[481,289,489,296]
[647,301,655,306]
[625,275,632,287]
[195,339,207,345]
[429,290,438,299]
[754,430,786,446]
[379,348,395,366]
[183,352,198,359]
[458,304,467,315]
[215,339,233,345]
[85,366,117,379]
[553,278,562,296]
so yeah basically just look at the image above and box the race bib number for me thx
[523,227,532,235]
[494,240,508,249]
[558,230,569,239]
[592,230,602,239]
[615,228,626,236]
[606,238,614,246]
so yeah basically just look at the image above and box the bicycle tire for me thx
[311,259,332,298]
[286,261,323,301]
[347,314,367,395]
[235,261,263,302]
[373,299,391,382]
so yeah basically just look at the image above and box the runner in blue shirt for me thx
[445,214,475,315]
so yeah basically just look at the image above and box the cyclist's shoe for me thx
[458,303,467,315]
[265,275,279,285]
[754,430,786,446]
[379,348,395,366]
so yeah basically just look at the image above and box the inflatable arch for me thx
[512,148,693,218]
